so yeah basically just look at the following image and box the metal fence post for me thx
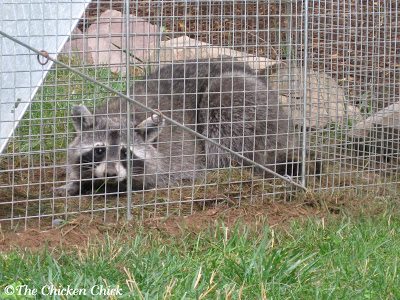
[301,0,309,187]
[124,0,133,221]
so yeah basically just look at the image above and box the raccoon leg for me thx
[53,182,80,196]
[273,155,322,178]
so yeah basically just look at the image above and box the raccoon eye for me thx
[94,147,106,156]
[121,147,127,158]
[121,147,129,159]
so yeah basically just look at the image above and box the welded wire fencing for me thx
[0,0,399,229]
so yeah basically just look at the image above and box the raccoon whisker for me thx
[81,166,94,171]
[95,182,106,193]
[132,169,144,174]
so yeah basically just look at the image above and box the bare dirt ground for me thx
[0,202,323,251]
[0,191,390,252]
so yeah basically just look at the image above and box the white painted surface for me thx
[0,0,91,152]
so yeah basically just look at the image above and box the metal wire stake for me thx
[301,0,309,187]
[124,0,133,221]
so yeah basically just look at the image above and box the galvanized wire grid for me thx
[0,0,399,229]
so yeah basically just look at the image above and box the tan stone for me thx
[270,65,362,129]
[87,9,159,74]
[150,36,279,71]
[351,101,400,137]
[61,27,94,63]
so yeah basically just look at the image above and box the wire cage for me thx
[0,0,399,229]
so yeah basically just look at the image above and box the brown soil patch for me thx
[0,200,324,252]
[0,188,395,252]
[144,201,322,237]
[0,215,117,252]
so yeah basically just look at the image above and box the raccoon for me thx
[59,60,303,196]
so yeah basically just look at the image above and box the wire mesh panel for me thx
[0,0,399,229]
[306,0,400,194]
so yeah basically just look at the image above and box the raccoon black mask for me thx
[58,104,166,196]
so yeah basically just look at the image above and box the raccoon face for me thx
[78,142,129,183]
[66,105,165,194]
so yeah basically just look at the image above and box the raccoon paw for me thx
[53,183,79,197]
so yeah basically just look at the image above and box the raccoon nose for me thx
[104,162,118,177]
[106,169,118,177]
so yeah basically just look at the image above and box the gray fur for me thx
[59,60,300,196]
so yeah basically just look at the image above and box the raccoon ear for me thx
[135,113,165,143]
[71,105,94,132]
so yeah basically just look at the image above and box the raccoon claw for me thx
[151,110,163,124]
[53,185,68,197]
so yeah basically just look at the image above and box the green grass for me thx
[1,212,399,299]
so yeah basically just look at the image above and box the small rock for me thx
[52,218,65,227]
